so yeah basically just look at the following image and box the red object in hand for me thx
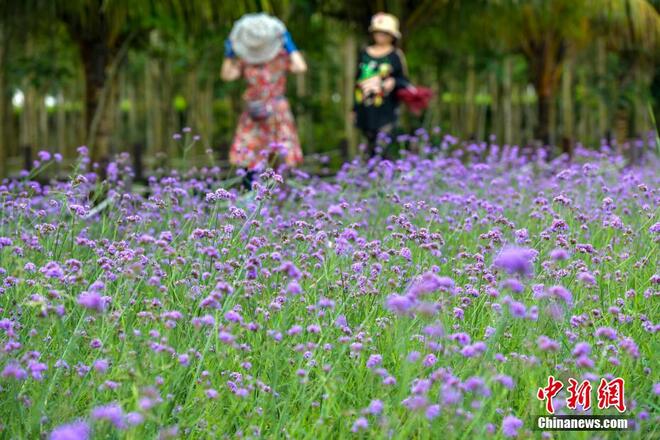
[396,86,434,116]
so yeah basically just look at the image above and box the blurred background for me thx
[0,0,658,177]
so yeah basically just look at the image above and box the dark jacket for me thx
[353,47,409,133]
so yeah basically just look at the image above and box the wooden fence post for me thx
[343,33,357,159]
[433,66,443,131]
[489,69,499,142]
[22,144,32,171]
[133,142,144,183]
[465,56,476,138]
[596,39,608,144]
[502,57,513,146]
[0,22,6,178]
[561,58,574,157]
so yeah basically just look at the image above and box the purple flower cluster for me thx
[0,132,657,437]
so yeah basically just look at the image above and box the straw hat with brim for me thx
[369,13,401,40]
[230,13,287,64]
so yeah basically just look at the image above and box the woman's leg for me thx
[365,131,378,158]
[242,169,256,190]
[366,123,394,159]
[378,123,396,160]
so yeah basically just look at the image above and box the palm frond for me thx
[594,0,660,53]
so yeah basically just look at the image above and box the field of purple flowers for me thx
[0,132,658,439]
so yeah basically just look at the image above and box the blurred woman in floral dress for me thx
[221,13,307,189]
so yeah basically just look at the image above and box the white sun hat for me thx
[229,13,287,64]
[369,12,401,39]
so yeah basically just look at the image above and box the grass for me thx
[0,138,658,439]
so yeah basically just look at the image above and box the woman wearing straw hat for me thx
[221,13,307,189]
[353,13,410,159]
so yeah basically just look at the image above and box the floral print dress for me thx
[229,50,303,170]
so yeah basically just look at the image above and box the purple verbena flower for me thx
[425,404,441,420]
[595,327,618,340]
[366,399,383,415]
[91,402,125,429]
[2,361,27,380]
[493,247,536,276]
[385,294,414,315]
[49,421,90,440]
[351,417,368,432]
[77,291,106,312]
[501,415,523,437]
[366,354,383,369]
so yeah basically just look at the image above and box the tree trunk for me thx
[71,74,85,160]
[450,79,459,138]
[488,69,499,142]
[613,52,639,155]
[536,88,553,146]
[145,55,164,158]
[511,84,521,146]
[596,39,608,143]
[633,68,649,141]
[502,57,513,146]
[526,37,565,147]
[113,68,125,151]
[465,56,476,138]
[477,86,487,142]
[0,22,6,176]
[343,33,357,158]
[127,81,138,146]
[145,57,154,155]
[576,69,587,144]
[560,58,574,157]
[201,76,213,152]
[20,39,38,162]
[185,67,198,150]
[434,65,443,131]
[56,91,66,158]
[78,37,117,165]
[163,61,176,161]
[524,87,535,146]
[38,90,48,148]
[614,108,629,154]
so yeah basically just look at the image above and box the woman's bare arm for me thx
[289,51,307,74]
[221,58,241,81]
